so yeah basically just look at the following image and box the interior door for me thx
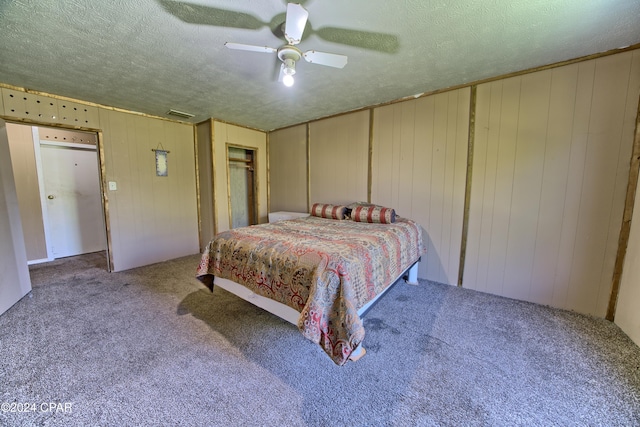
[0,118,32,315]
[40,144,106,258]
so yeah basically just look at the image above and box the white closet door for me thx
[41,145,105,258]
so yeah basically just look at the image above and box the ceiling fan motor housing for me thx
[278,45,302,63]
[278,45,301,75]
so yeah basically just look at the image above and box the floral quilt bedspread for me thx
[196,216,425,365]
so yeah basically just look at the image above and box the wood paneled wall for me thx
[464,51,640,316]
[309,110,369,206]
[99,110,199,271]
[269,124,308,213]
[1,86,200,272]
[372,89,470,284]
[267,49,640,318]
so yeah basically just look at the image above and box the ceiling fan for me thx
[225,3,348,87]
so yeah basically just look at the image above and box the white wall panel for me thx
[99,110,199,271]
[269,124,308,213]
[309,111,369,206]
[465,51,640,316]
[372,89,470,284]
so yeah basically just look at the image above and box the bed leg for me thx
[406,262,419,285]
[349,345,367,362]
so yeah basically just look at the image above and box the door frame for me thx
[6,120,112,272]
[226,143,258,229]
[34,127,106,261]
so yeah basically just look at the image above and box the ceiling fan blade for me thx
[313,27,400,54]
[159,0,265,29]
[284,3,309,45]
[225,43,277,54]
[303,50,348,68]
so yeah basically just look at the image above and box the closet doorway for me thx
[227,146,257,229]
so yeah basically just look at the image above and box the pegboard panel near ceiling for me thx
[38,127,97,145]
[1,88,100,128]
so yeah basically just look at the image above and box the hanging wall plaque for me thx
[152,144,170,177]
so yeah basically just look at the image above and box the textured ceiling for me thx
[0,0,639,131]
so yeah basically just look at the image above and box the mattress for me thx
[196,215,425,365]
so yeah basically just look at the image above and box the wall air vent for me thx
[167,109,195,119]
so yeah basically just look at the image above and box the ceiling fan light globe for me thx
[283,74,294,87]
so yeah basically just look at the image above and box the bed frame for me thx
[212,260,420,360]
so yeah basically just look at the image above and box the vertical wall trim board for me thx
[368,109,374,203]
[193,124,202,250]
[266,132,270,214]
[96,130,112,272]
[210,119,217,236]
[458,86,477,286]
[306,123,311,212]
[225,145,234,228]
[607,92,640,320]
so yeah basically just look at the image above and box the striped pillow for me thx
[310,203,347,220]
[351,205,396,224]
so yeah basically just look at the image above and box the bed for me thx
[196,205,425,365]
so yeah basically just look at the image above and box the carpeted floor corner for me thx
[0,252,639,426]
